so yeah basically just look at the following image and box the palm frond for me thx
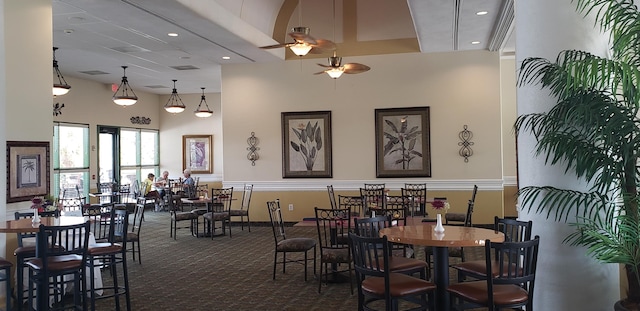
[517,186,609,222]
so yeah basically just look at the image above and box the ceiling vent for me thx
[110,46,149,53]
[170,65,199,71]
[79,70,109,75]
[145,85,169,89]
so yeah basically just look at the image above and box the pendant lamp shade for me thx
[112,66,138,106]
[52,47,71,96]
[289,43,313,56]
[164,80,186,113]
[194,87,213,117]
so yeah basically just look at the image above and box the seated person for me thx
[154,170,170,199]
[141,173,163,211]
[182,169,195,198]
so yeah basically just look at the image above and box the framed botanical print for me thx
[375,107,431,177]
[282,111,332,178]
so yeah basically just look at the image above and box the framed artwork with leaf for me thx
[282,111,332,178]
[375,107,431,178]
[6,141,50,203]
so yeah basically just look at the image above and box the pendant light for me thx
[194,87,213,117]
[52,47,71,96]
[164,80,186,113]
[112,66,138,106]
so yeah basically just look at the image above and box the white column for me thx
[516,1,618,310]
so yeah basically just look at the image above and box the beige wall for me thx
[158,92,223,181]
[219,50,508,222]
[222,50,503,182]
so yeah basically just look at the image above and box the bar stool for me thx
[0,257,12,311]
[86,208,131,311]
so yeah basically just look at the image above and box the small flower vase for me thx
[434,214,445,233]
[32,209,40,224]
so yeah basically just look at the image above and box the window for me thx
[119,128,159,187]
[53,123,90,200]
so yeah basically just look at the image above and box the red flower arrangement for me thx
[31,196,45,212]
[431,200,450,212]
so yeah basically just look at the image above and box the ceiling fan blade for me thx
[308,39,337,53]
[259,42,294,49]
[289,32,317,45]
[343,63,371,74]
[313,71,328,75]
[317,63,332,68]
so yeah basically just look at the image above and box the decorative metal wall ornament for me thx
[53,102,65,116]
[130,116,151,125]
[246,132,260,166]
[458,125,474,162]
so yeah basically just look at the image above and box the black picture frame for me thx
[282,111,332,178]
[6,141,50,203]
[375,107,431,178]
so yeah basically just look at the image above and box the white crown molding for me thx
[223,179,507,191]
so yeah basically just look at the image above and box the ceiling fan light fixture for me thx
[52,47,71,96]
[289,43,312,56]
[112,66,138,106]
[326,68,344,79]
[194,87,213,118]
[164,79,186,113]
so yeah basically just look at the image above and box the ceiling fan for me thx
[314,52,371,79]
[260,27,336,56]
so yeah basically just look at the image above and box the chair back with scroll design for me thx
[59,197,86,213]
[359,188,384,216]
[84,205,110,242]
[380,195,410,226]
[266,200,316,281]
[402,184,427,217]
[314,207,353,294]
[327,185,337,209]
[338,195,363,217]
[363,183,385,191]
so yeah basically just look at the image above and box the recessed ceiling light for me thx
[168,32,178,37]
[471,41,481,45]
[222,56,231,60]
[476,11,488,16]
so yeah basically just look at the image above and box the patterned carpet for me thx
[90,210,486,311]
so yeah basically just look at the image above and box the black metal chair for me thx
[337,195,363,217]
[314,207,353,294]
[13,212,39,311]
[354,216,428,279]
[402,183,427,216]
[0,258,12,311]
[452,217,533,282]
[86,208,131,311]
[229,184,253,231]
[267,200,316,281]
[127,199,145,264]
[349,233,436,311]
[202,188,234,238]
[26,221,91,311]
[447,236,540,311]
[327,185,337,209]
[360,188,385,217]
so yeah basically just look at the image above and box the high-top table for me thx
[0,215,104,303]
[379,224,504,310]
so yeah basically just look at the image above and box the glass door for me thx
[98,126,120,185]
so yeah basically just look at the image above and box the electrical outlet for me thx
[288,204,294,211]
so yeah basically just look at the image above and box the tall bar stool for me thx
[26,221,91,311]
[0,258,12,311]
[13,212,37,311]
[86,208,131,310]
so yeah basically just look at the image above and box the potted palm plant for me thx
[515,0,640,309]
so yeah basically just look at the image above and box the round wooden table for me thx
[380,224,504,310]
